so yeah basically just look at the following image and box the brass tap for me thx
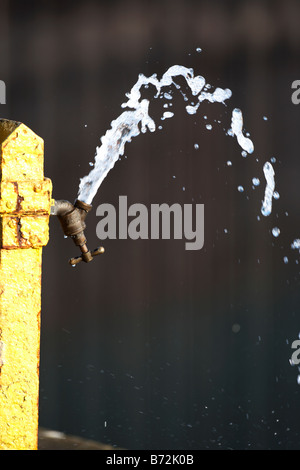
[51,199,104,265]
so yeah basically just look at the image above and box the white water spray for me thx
[76,62,287,248]
[261,162,275,217]
[78,65,241,205]
[76,62,286,247]
[230,108,254,154]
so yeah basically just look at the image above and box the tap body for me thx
[51,199,104,264]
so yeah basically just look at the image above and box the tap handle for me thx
[69,246,105,266]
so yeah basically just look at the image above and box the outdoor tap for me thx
[50,199,104,266]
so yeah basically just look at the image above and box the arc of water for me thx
[77,65,235,205]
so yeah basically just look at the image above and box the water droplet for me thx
[186,104,199,115]
[206,124,212,130]
[272,227,280,237]
[232,324,240,333]
[163,92,172,100]
[226,160,232,166]
[273,191,280,200]
[241,151,247,158]
[283,256,289,264]
[263,116,268,121]
[270,157,276,163]
[252,177,260,186]
[161,111,174,120]
[291,239,300,250]
[196,47,202,53]
[194,143,199,150]
[237,185,244,192]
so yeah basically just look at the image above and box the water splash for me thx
[76,61,294,255]
[78,65,236,204]
[291,239,300,252]
[261,162,275,217]
[76,62,288,254]
[230,108,254,155]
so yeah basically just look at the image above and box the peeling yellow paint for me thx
[0,119,52,450]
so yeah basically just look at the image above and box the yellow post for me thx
[0,119,52,450]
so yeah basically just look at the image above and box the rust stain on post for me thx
[0,119,52,450]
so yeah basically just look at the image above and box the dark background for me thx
[1,0,300,450]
